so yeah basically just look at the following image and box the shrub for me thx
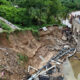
[0,0,11,5]
[0,5,26,25]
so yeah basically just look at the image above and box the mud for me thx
[0,30,41,80]
[0,26,78,80]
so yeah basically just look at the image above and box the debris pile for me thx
[26,26,77,80]
[0,25,78,80]
[27,47,76,80]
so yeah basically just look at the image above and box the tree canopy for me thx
[0,0,79,28]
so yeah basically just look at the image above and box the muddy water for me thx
[70,53,80,80]
[62,59,76,80]
[62,53,80,80]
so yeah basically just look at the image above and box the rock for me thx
[54,45,62,51]
[42,27,48,31]
[62,35,67,41]
[64,45,70,49]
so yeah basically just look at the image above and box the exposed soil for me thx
[0,26,77,80]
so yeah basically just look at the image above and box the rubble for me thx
[26,25,80,80]
[27,47,76,80]
[64,45,70,49]
[0,48,27,80]
[0,26,79,80]
[62,35,67,41]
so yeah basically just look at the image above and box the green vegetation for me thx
[0,0,62,29]
[0,0,11,5]
[0,0,79,32]
[0,20,12,31]
[0,5,26,25]
[60,0,80,18]
[17,53,28,63]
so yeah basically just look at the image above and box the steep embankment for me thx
[0,30,41,80]
[0,26,77,80]
[0,26,64,80]
[0,27,62,57]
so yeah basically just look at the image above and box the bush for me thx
[0,5,26,25]
[0,0,11,5]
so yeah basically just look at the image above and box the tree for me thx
[0,0,11,5]
[19,0,62,25]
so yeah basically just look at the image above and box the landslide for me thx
[0,30,41,80]
[0,26,71,80]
